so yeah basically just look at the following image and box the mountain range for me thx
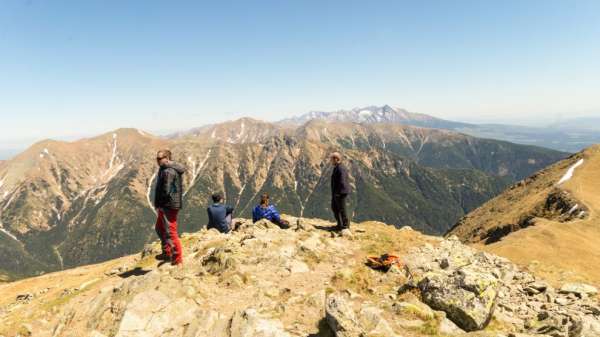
[281,105,600,153]
[279,105,471,130]
[0,114,567,281]
[1,105,598,162]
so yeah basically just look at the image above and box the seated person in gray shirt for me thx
[207,193,234,233]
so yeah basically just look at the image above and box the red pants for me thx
[155,208,183,264]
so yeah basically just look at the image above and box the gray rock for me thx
[560,283,598,298]
[230,309,291,337]
[358,305,398,336]
[419,268,498,331]
[286,260,310,274]
[392,300,435,320]
[184,310,229,337]
[578,315,600,337]
[326,293,364,337]
[116,290,199,337]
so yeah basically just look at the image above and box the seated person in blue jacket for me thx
[207,192,234,233]
[252,193,290,229]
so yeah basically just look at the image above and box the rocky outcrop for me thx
[1,218,599,337]
[402,236,600,336]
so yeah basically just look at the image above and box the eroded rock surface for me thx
[1,218,599,337]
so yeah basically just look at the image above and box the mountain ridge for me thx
[447,144,600,287]
[0,118,567,281]
[279,105,472,130]
[278,105,600,152]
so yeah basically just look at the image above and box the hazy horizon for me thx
[1,105,599,160]
[1,0,600,155]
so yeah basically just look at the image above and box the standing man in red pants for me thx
[154,149,186,266]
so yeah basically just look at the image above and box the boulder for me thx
[418,267,498,331]
[326,293,364,337]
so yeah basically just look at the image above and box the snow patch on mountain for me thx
[280,105,470,130]
[146,172,157,214]
[237,121,246,141]
[108,134,118,171]
[104,163,124,185]
[557,159,584,185]
[0,223,20,244]
[184,149,212,197]
[568,204,579,215]
[2,191,17,211]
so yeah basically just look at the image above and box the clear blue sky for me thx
[1,0,599,148]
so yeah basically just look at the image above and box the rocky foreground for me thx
[1,217,599,337]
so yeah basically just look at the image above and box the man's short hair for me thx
[330,152,342,161]
[212,193,223,203]
[157,149,172,160]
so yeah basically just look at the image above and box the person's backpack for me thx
[366,254,401,272]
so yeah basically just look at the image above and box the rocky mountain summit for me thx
[1,217,598,337]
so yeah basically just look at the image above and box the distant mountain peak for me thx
[280,105,471,130]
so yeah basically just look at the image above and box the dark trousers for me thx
[332,194,349,230]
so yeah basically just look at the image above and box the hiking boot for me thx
[155,253,171,261]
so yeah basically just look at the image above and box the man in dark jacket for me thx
[207,193,234,233]
[154,149,186,265]
[330,152,351,231]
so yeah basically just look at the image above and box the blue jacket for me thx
[207,203,234,233]
[252,204,281,223]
